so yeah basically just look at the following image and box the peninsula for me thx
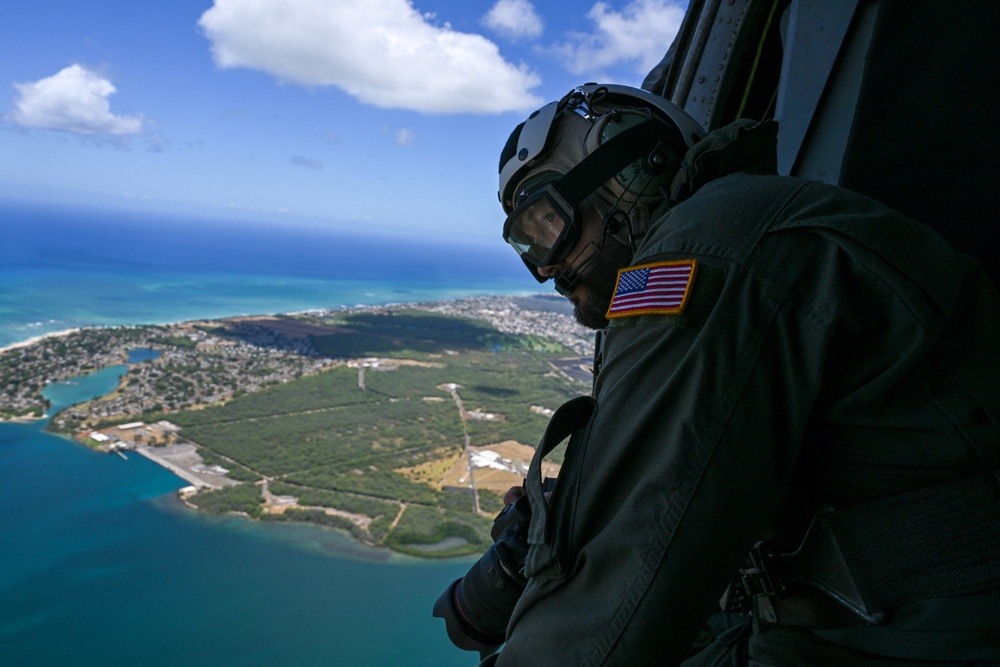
[1,295,593,557]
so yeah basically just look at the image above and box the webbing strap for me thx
[731,470,1000,622]
[829,469,1000,612]
[523,396,596,581]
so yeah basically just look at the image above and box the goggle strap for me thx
[551,118,672,206]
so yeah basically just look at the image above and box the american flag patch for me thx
[606,259,697,319]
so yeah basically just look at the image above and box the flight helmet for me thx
[498,83,705,282]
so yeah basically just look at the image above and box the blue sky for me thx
[0,0,687,241]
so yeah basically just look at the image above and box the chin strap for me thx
[552,174,656,293]
[553,249,595,295]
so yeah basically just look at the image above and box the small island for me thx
[1,295,593,557]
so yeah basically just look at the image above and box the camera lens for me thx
[454,542,527,640]
[433,497,533,655]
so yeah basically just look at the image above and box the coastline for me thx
[1,295,590,561]
[0,413,49,424]
[133,444,230,490]
[0,327,82,355]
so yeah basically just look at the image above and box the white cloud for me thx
[6,64,144,135]
[551,0,685,75]
[198,0,543,114]
[395,128,416,147]
[483,0,544,40]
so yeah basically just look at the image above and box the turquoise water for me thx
[0,201,524,666]
[0,200,529,347]
[0,401,474,666]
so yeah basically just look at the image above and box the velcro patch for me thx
[606,259,697,319]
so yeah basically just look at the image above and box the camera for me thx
[433,494,534,657]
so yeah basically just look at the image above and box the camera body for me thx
[433,494,534,657]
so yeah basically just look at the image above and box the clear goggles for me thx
[502,184,582,270]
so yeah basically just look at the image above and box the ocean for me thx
[0,200,528,348]
[0,200,531,666]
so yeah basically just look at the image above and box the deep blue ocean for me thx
[0,200,530,666]
[0,200,528,348]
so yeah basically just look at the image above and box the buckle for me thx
[722,514,887,625]
[722,541,790,614]
[743,540,792,597]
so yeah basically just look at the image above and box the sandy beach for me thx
[0,327,82,355]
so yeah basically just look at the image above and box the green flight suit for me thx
[486,122,1000,666]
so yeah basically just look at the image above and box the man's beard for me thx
[562,239,634,330]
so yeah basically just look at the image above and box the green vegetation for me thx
[0,404,47,420]
[385,504,493,558]
[269,482,399,518]
[172,309,587,557]
[149,335,197,348]
[310,310,511,358]
[4,305,589,557]
[193,484,266,517]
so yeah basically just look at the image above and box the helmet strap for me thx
[550,119,675,207]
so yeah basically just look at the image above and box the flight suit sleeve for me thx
[492,254,835,666]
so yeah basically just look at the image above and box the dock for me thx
[133,444,234,490]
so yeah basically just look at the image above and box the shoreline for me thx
[133,445,229,490]
[133,446,204,488]
[0,288,542,357]
[0,327,82,355]
[0,414,49,424]
[0,287,547,356]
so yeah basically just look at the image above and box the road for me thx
[439,382,483,515]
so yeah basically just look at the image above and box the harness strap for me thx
[727,469,1000,622]
[523,396,597,581]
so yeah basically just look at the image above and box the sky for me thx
[0,0,688,241]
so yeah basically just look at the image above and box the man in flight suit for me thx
[471,83,1000,665]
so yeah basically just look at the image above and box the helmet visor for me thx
[502,187,579,268]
